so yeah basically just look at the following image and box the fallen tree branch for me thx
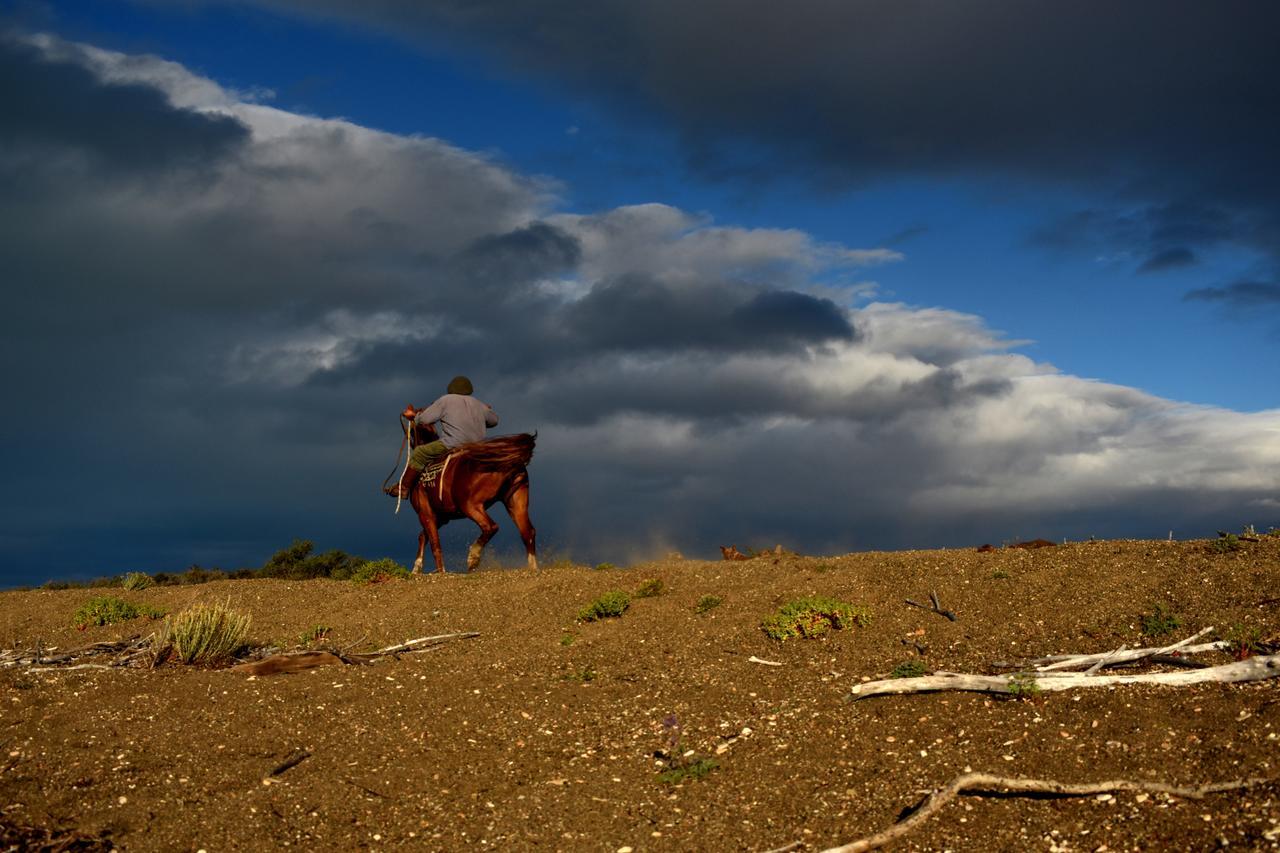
[376,632,480,654]
[269,749,311,777]
[904,591,957,622]
[851,652,1280,699]
[818,772,1275,853]
[989,635,1225,672]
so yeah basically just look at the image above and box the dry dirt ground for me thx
[2,538,1279,852]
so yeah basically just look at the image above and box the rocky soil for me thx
[2,537,1279,851]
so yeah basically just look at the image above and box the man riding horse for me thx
[384,374,499,499]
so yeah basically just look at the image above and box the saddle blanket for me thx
[419,454,453,490]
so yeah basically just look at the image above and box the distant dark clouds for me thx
[237,0,1280,280]
[0,32,248,176]
[2,32,1278,584]
[1137,248,1197,275]
[1185,282,1280,307]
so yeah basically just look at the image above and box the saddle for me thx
[418,453,457,505]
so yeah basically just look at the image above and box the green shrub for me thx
[559,633,576,647]
[260,539,363,580]
[593,562,616,571]
[1211,533,1242,553]
[1220,623,1266,659]
[563,666,597,683]
[890,660,927,679]
[578,591,630,622]
[694,595,722,614]
[121,572,153,591]
[1140,602,1182,638]
[348,558,410,584]
[658,757,718,785]
[990,569,1011,580]
[180,566,227,585]
[73,596,163,628]
[635,578,665,598]
[158,601,251,665]
[761,595,870,641]
[299,624,332,646]
[1006,673,1041,698]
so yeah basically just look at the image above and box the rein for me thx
[382,416,414,515]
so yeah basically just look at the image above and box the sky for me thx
[2,0,1278,585]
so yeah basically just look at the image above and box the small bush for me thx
[121,572,153,591]
[300,624,332,646]
[990,569,1011,580]
[348,558,410,584]
[1210,533,1242,553]
[559,633,575,647]
[658,757,718,785]
[1220,623,1266,659]
[593,562,616,571]
[260,539,363,580]
[635,578,665,598]
[761,595,870,641]
[578,591,630,622]
[180,566,227,585]
[158,601,251,665]
[73,596,162,628]
[890,660,927,679]
[1006,673,1041,698]
[694,595,722,614]
[1140,602,1182,638]
[563,666,597,683]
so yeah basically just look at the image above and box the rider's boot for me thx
[384,466,422,499]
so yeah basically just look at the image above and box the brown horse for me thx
[404,420,537,573]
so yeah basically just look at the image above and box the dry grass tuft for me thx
[158,600,251,665]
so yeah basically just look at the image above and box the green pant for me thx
[410,440,448,469]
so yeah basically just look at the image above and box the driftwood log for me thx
[816,773,1275,853]
[852,652,1280,699]
[233,632,482,676]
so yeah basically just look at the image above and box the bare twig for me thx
[748,656,784,666]
[820,773,1274,853]
[905,592,956,622]
[851,652,1280,700]
[269,749,311,777]
[1019,631,1222,672]
[375,632,480,654]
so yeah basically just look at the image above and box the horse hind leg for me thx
[413,531,426,575]
[503,479,537,571]
[461,502,500,572]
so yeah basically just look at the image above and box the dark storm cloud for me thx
[563,275,854,355]
[1137,248,1197,275]
[0,33,248,175]
[240,0,1280,282]
[1185,282,1280,306]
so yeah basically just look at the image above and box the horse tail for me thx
[453,433,536,471]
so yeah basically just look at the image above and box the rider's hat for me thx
[447,375,474,395]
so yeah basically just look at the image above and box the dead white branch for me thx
[1034,627,1219,672]
[749,656,783,666]
[376,632,480,654]
[851,652,1280,699]
[818,772,1274,853]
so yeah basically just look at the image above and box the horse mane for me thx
[452,433,536,470]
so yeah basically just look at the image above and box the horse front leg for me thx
[460,501,499,572]
[503,479,537,571]
[412,491,447,574]
[413,531,426,575]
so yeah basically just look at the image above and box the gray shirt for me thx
[414,394,499,448]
